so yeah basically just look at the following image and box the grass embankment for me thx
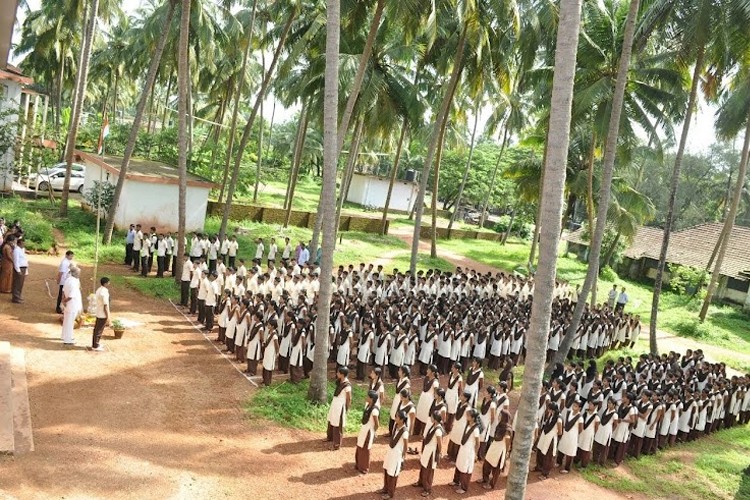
[581,426,750,500]
[439,238,750,367]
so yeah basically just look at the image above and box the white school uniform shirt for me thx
[255,242,264,260]
[578,411,599,452]
[420,423,443,469]
[220,238,229,255]
[356,405,380,449]
[95,286,110,319]
[227,240,239,257]
[455,425,480,474]
[58,257,73,285]
[268,243,278,260]
[157,239,167,257]
[181,259,194,282]
[133,231,143,251]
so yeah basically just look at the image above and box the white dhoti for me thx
[62,303,81,344]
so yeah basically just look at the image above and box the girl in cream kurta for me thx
[326,368,352,450]
[414,369,439,436]
[482,413,511,490]
[415,413,444,496]
[389,370,411,434]
[535,404,562,478]
[355,391,380,474]
[452,409,482,494]
[381,413,408,500]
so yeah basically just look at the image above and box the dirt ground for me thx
[0,255,640,500]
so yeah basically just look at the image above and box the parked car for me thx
[29,162,86,185]
[36,168,87,193]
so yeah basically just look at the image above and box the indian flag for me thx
[97,116,110,155]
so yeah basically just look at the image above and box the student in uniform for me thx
[289,320,307,383]
[611,392,636,465]
[139,232,151,277]
[629,390,653,458]
[180,254,193,307]
[355,390,380,474]
[356,324,374,381]
[227,236,239,269]
[203,272,217,333]
[267,238,278,266]
[414,411,443,497]
[451,408,482,494]
[445,362,464,433]
[577,399,600,468]
[381,410,408,499]
[557,400,583,473]
[261,319,279,386]
[414,365,440,436]
[465,358,484,408]
[481,410,511,490]
[447,391,471,462]
[389,367,411,434]
[156,234,167,278]
[593,398,617,465]
[535,402,562,479]
[477,386,497,460]
[326,367,352,451]
[245,312,264,375]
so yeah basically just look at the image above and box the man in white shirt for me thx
[56,250,75,313]
[227,236,239,269]
[281,237,292,265]
[12,238,29,303]
[92,277,111,351]
[268,237,278,266]
[615,287,628,314]
[180,253,194,307]
[220,236,229,265]
[190,258,206,315]
[125,224,136,266]
[190,233,203,261]
[202,272,218,332]
[156,234,168,278]
[254,238,265,265]
[607,284,618,309]
[140,233,152,277]
[298,243,310,266]
[207,236,219,273]
[132,224,143,272]
[165,232,175,275]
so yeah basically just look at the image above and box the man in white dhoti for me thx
[61,266,83,345]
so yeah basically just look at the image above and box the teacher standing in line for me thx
[61,266,82,345]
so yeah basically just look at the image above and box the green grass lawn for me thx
[580,426,750,500]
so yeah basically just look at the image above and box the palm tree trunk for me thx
[560,192,576,235]
[309,0,340,404]
[60,0,98,217]
[103,0,176,244]
[218,0,258,205]
[219,11,296,240]
[252,96,264,202]
[112,72,119,125]
[649,45,705,355]
[335,118,364,228]
[147,84,156,134]
[175,0,191,284]
[284,103,309,223]
[54,42,65,137]
[699,108,750,321]
[602,229,621,269]
[448,104,480,233]
[380,118,408,235]
[501,207,515,245]
[161,75,172,129]
[335,0,385,155]
[585,131,598,305]
[62,3,88,163]
[430,117,449,256]
[552,0,642,366]
[479,125,509,228]
[410,25,468,275]
[505,1,583,498]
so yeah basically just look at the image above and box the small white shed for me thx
[346,172,419,212]
[78,151,215,233]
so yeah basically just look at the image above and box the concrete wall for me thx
[346,173,418,212]
[206,201,390,235]
[85,162,210,232]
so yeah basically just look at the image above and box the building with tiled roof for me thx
[564,223,750,309]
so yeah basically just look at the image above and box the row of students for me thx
[532,350,750,479]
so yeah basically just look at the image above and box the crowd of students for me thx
[170,248,750,497]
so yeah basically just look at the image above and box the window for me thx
[727,277,749,293]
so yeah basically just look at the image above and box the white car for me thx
[36,166,87,194]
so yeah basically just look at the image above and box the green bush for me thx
[0,197,55,251]
[599,265,618,282]
[493,215,530,239]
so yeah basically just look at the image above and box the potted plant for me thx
[111,319,126,339]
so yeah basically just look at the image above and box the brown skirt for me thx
[327,423,342,449]
[246,359,258,376]
[262,368,273,386]
[452,468,471,492]
[290,365,304,384]
[355,443,371,473]
[383,471,398,498]
[418,459,435,493]
[0,260,12,294]
[447,441,460,461]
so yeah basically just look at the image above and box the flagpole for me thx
[93,118,105,295]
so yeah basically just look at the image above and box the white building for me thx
[0,65,32,192]
[78,151,215,233]
[346,172,419,212]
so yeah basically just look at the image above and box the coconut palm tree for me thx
[700,31,750,320]
[647,0,731,354]
[103,0,177,245]
[553,0,647,364]
[175,0,191,283]
[308,0,340,404]
[504,0,584,497]
[60,0,100,217]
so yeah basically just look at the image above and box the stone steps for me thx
[0,341,34,456]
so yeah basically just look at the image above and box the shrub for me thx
[599,265,618,282]
[668,264,707,296]
[493,215,531,239]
